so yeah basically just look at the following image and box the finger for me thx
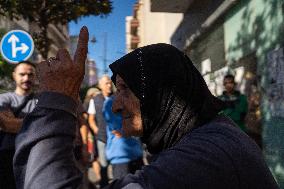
[36,60,50,91]
[74,26,89,69]
[46,57,58,71]
[50,60,61,72]
[53,49,72,71]
[36,60,50,76]
[57,49,72,63]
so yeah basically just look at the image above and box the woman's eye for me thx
[124,84,129,89]
[120,85,128,90]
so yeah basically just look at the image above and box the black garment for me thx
[93,93,107,143]
[0,149,16,189]
[14,92,82,189]
[0,92,36,189]
[112,158,144,180]
[110,43,224,154]
[12,91,278,189]
[108,44,277,188]
[104,116,279,189]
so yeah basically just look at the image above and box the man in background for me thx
[0,61,37,189]
[218,74,248,132]
[88,75,112,187]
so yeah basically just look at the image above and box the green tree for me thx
[0,54,14,80]
[0,0,112,59]
[0,28,14,92]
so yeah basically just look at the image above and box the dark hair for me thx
[224,74,235,82]
[14,61,36,71]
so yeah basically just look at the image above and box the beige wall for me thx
[125,16,132,53]
[137,0,182,47]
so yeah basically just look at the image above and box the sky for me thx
[69,0,136,78]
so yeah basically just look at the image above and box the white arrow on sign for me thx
[8,34,29,58]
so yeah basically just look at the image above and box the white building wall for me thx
[137,0,182,47]
[125,16,132,53]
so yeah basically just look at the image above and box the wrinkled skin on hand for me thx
[36,26,89,102]
[0,109,14,128]
[0,109,22,133]
[0,109,15,120]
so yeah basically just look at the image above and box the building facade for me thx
[151,0,284,186]
[126,0,182,52]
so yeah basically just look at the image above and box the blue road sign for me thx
[0,30,34,64]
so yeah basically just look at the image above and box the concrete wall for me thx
[187,23,225,72]
[137,0,182,47]
[224,0,284,186]
[171,0,224,50]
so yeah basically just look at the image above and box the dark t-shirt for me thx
[0,92,37,151]
[93,94,107,143]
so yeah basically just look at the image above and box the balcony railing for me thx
[131,35,140,44]
[130,18,139,28]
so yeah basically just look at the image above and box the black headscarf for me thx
[109,43,224,154]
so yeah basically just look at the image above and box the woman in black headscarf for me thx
[106,44,278,189]
[110,43,223,154]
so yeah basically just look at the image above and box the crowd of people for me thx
[82,75,144,188]
[0,26,279,189]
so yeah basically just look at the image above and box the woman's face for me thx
[112,74,143,137]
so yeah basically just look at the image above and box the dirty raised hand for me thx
[37,26,89,101]
[0,109,22,133]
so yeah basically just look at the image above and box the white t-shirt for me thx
[87,99,96,114]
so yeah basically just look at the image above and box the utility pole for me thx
[103,32,108,74]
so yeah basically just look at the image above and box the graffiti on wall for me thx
[267,47,284,118]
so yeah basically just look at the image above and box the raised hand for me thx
[37,26,89,101]
[0,109,22,133]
